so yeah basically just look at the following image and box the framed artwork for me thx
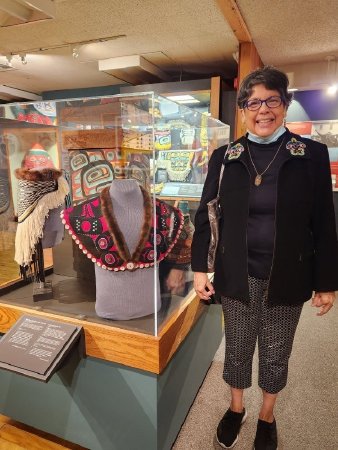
[69,148,151,205]
[69,149,119,204]
[287,120,338,186]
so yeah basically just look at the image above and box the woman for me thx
[191,66,337,450]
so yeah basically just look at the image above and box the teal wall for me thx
[0,306,223,450]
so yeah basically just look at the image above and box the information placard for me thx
[159,182,204,197]
[0,315,83,381]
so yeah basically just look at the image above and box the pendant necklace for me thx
[247,137,285,186]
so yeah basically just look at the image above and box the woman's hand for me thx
[311,291,336,316]
[194,272,215,301]
[166,269,186,295]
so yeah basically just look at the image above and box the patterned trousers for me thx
[221,276,303,394]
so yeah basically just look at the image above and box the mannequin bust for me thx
[41,205,65,249]
[94,179,161,320]
[61,178,185,320]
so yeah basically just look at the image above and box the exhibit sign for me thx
[0,315,83,381]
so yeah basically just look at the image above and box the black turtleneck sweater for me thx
[247,133,287,279]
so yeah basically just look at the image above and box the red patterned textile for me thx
[61,195,184,272]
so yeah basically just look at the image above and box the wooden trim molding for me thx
[216,0,252,43]
[0,293,206,375]
[210,76,221,120]
[215,2,264,139]
[158,291,205,371]
[237,42,263,87]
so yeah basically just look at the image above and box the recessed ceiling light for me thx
[177,99,200,104]
[166,95,195,101]
[327,84,337,95]
[288,88,298,92]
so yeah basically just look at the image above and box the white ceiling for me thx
[0,0,337,98]
[237,0,338,65]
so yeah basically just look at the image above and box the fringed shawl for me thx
[15,168,70,268]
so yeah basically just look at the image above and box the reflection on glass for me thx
[0,93,230,336]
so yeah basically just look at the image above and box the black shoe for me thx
[253,418,278,450]
[216,408,247,449]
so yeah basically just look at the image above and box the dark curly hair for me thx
[237,66,293,109]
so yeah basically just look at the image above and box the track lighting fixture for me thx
[20,54,27,65]
[1,34,126,69]
[72,47,80,58]
[5,34,126,60]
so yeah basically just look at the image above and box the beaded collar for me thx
[61,187,184,272]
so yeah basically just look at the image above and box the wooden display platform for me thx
[0,236,220,449]
[0,415,86,449]
[0,289,204,374]
[0,305,222,450]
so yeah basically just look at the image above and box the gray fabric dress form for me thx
[41,205,65,248]
[95,179,161,320]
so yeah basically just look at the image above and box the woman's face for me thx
[240,84,287,137]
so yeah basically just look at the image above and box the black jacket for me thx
[191,130,338,306]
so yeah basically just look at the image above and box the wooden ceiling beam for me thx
[216,0,252,43]
[235,42,263,138]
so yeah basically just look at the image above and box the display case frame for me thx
[0,92,229,361]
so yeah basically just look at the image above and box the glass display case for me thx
[0,92,229,337]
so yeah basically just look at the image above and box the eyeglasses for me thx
[244,96,283,111]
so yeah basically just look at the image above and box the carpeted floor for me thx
[173,300,338,450]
